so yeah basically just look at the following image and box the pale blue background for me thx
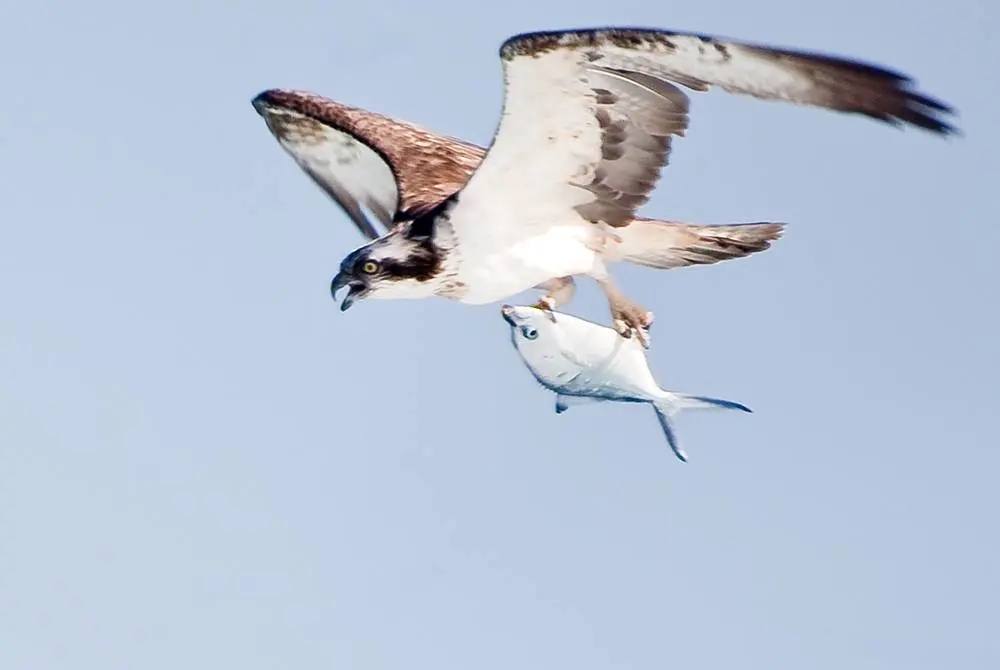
[1,0,996,668]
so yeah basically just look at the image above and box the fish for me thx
[500,304,752,462]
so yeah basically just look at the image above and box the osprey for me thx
[252,26,957,346]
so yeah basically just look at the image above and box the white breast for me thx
[455,223,599,304]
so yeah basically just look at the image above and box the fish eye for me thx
[360,260,379,274]
[520,326,538,340]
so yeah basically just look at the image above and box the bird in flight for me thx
[252,26,957,347]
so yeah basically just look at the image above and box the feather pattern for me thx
[252,90,484,239]
[251,88,786,275]
[499,28,957,134]
[606,218,786,269]
[445,26,955,256]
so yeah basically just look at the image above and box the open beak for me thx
[330,272,369,312]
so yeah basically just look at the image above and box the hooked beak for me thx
[331,271,369,312]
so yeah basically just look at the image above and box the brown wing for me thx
[572,68,692,227]
[252,89,486,240]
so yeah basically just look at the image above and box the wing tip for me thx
[886,84,961,136]
[738,43,961,137]
[251,88,288,115]
[873,96,961,137]
[252,88,327,115]
[250,88,356,124]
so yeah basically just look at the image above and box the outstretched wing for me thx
[446,26,957,246]
[252,89,486,240]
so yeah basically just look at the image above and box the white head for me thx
[501,304,562,348]
[501,303,648,384]
[500,303,578,380]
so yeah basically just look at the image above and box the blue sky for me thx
[1,0,996,668]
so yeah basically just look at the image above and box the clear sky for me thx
[1,0,996,668]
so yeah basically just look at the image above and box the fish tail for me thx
[651,392,753,462]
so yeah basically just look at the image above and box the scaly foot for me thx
[607,294,654,348]
[531,276,576,322]
[531,296,558,321]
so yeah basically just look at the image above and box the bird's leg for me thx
[581,232,654,346]
[532,276,576,321]
[594,275,654,348]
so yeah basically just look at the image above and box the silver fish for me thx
[501,304,751,462]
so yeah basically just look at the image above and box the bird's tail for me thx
[610,217,785,270]
[651,392,752,462]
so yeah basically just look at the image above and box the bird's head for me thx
[330,227,441,310]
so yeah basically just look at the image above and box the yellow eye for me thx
[361,261,379,274]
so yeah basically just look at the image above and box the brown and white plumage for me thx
[253,89,484,240]
[252,26,956,346]
[254,88,783,268]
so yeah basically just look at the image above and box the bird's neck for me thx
[427,217,468,300]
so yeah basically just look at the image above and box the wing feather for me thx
[503,28,957,134]
[445,26,956,249]
[252,90,485,240]
[574,67,690,226]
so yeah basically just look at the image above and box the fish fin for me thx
[652,404,688,462]
[651,392,752,462]
[555,393,601,414]
[668,393,753,414]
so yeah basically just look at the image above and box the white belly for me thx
[456,225,599,304]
